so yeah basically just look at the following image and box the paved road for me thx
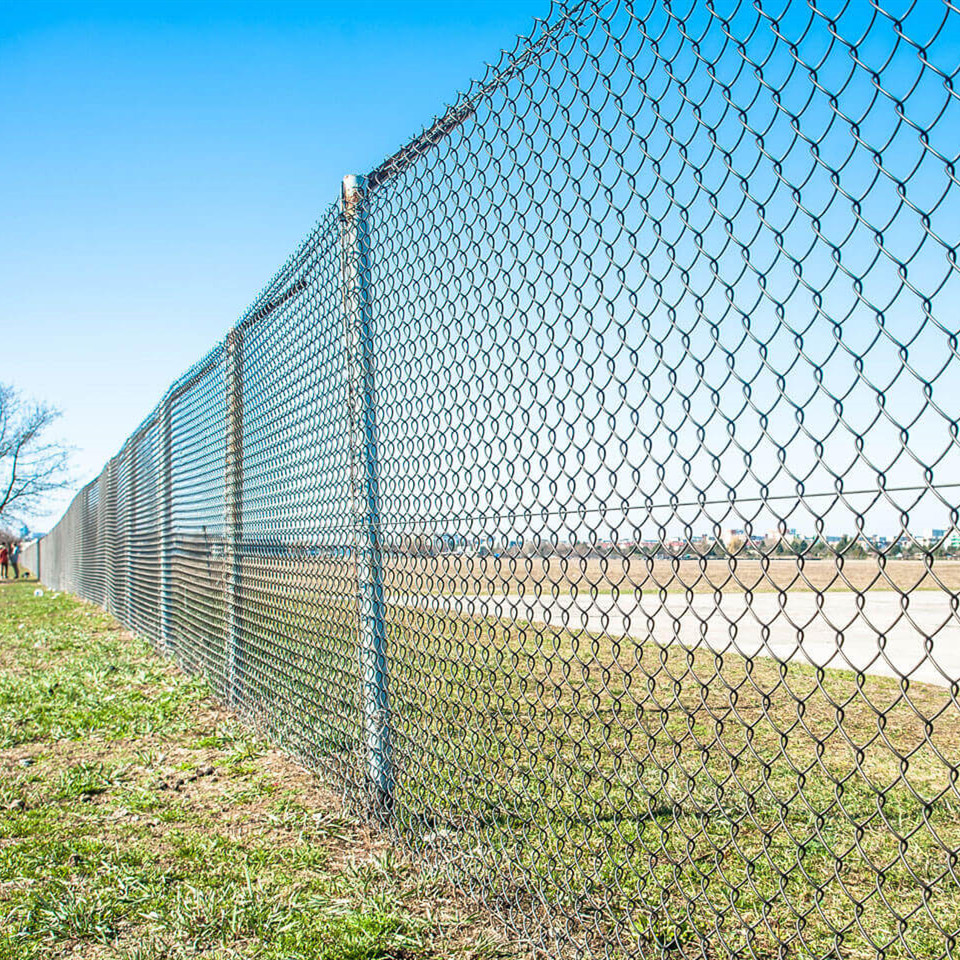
[388,589,960,687]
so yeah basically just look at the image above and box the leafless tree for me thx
[0,384,71,526]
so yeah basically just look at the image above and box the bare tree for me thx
[0,384,71,526]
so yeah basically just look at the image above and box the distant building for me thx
[765,528,797,542]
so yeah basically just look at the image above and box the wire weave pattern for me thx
[25,2,960,956]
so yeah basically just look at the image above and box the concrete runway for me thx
[389,589,960,687]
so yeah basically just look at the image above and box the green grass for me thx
[9,578,960,959]
[172,579,960,958]
[172,580,960,958]
[383,607,960,959]
[0,582,513,960]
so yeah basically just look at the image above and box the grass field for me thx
[0,580,515,960]
[382,605,960,959]
[235,554,960,602]
[200,577,960,958]
[12,569,960,959]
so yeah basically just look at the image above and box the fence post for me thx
[342,173,393,818]
[158,398,173,653]
[126,447,136,630]
[104,460,116,616]
[224,329,244,708]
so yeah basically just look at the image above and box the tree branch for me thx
[0,383,72,526]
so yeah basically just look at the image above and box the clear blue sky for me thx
[0,0,547,526]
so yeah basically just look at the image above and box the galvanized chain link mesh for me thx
[23,1,960,956]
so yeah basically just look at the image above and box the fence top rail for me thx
[366,0,592,190]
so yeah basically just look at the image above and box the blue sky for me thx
[0,0,547,525]
[3,0,957,543]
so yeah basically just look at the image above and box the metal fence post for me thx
[224,330,244,707]
[104,460,116,616]
[158,397,173,652]
[342,173,393,818]
[126,446,136,630]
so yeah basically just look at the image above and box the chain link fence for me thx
[22,0,960,956]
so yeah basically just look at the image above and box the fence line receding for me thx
[24,1,960,957]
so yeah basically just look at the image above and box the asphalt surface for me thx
[389,589,960,688]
